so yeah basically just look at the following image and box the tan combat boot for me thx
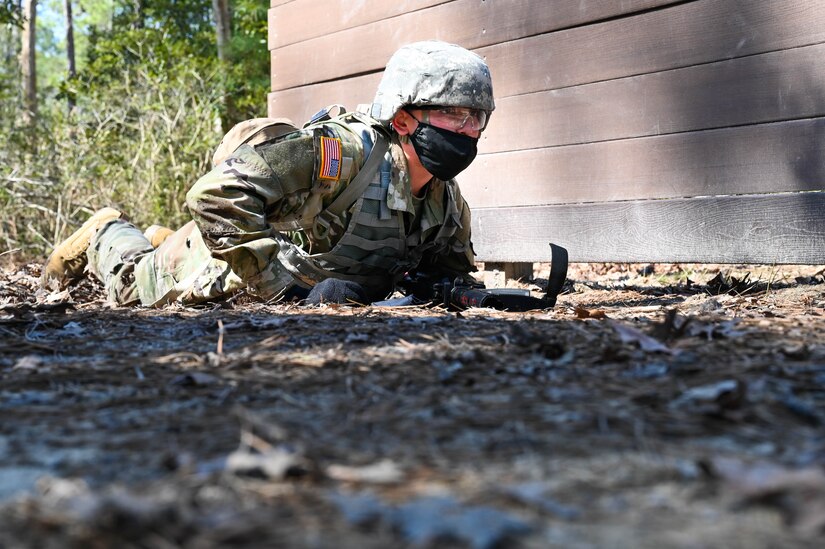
[41,207,125,290]
[143,225,175,248]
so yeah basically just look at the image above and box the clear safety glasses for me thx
[414,106,490,132]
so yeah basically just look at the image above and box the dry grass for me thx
[1,68,223,264]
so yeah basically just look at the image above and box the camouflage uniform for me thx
[83,40,493,306]
[86,111,475,306]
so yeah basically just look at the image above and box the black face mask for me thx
[408,121,478,181]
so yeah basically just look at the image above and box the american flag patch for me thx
[318,136,342,181]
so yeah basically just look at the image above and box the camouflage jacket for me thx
[185,112,476,298]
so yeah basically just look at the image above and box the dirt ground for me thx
[0,261,824,548]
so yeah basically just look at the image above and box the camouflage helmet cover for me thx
[371,40,495,125]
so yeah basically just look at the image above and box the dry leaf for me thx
[575,306,607,319]
[708,456,825,535]
[610,321,671,353]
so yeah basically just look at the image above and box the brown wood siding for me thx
[482,43,825,153]
[270,0,825,264]
[459,118,825,208]
[481,0,825,99]
[269,0,686,91]
[268,0,453,50]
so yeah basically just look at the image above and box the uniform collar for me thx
[386,137,417,215]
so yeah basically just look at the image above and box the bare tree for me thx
[64,0,75,109]
[19,0,35,124]
[133,0,143,29]
[212,0,231,62]
[212,0,232,130]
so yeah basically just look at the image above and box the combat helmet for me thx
[370,41,495,125]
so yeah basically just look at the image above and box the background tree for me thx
[1,1,22,78]
[19,0,35,124]
[212,0,229,62]
[132,0,143,28]
[212,0,232,130]
[63,0,74,109]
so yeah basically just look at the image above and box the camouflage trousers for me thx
[87,220,245,306]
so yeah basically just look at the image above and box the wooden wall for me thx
[268,0,825,264]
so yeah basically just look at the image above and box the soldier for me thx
[41,40,495,305]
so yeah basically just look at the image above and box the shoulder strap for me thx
[304,104,347,127]
[325,130,389,218]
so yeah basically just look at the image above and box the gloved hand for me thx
[306,279,369,305]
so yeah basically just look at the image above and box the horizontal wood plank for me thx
[267,73,382,123]
[270,0,825,117]
[268,0,453,50]
[270,41,825,152]
[459,118,825,208]
[270,0,686,91]
[481,0,825,99]
[471,193,825,264]
[270,0,825,94]
[479,42,825,153]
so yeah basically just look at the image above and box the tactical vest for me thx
[268,113,465,291]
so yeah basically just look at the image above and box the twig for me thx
[233,406,289,445]
[24,203,56,215]
[54,194,62,245]
[26,223,52,246]
[217,318,225,355]
[3,174,51,186]
[240,430,275,453]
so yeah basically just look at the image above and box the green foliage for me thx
[0,0,24,27]
[0,0,271,262]
[77,0,269,123]
[82,26,214,89]
[224,0,269,122]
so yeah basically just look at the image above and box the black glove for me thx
[306,279,370,305]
